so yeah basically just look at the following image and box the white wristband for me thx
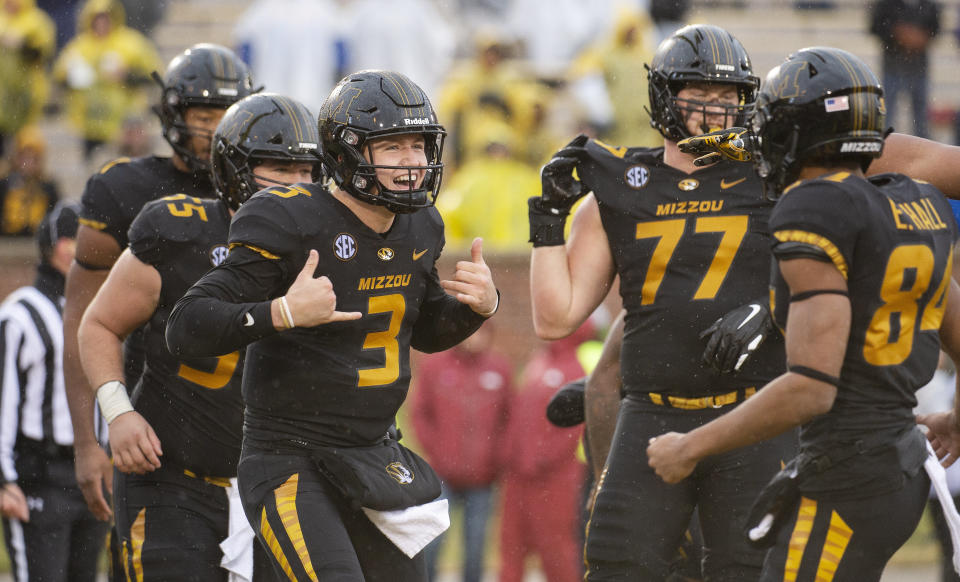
[476,293,499,318]
[96,380,134,424]
[279,295,296,329]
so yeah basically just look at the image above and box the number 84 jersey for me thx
[769,172,958,436]
[577,140,784,398]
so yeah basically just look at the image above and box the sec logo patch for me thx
[625,165,649,189]
[334,233,357,261]
[209,244,229,266]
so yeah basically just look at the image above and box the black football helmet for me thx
[647,24,759,141]
[318,70,446,214]
[211,93,320,210]
[153,44,255,172]
[750,46,886,199]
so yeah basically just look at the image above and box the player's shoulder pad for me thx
[228,187,310,258]
[586,138,630,161]
[131,195,226,245]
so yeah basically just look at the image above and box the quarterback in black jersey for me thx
[79,93,315,580]
[63,43,254,526]
[647,48,960,581]
[166,71,497,580]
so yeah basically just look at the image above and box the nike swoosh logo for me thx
[413,249,428,261]
[244,313,255,327]
[720,177,747,189]
[736,304,762,330]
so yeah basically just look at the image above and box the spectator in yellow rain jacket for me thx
[437,33,548,169]
[438,124,541,253]
[0,0,55,158]
[568,7,660,148]
[0,127,60,237]
[53,0,160,160]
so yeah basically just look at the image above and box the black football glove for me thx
[677,127,754,167]
[546,377,586,427]
[699,299,774,374]
[529,134,590,247]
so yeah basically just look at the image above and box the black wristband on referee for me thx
[528,197,570,247]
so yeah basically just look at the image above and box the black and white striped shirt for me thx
[0,266,79,483]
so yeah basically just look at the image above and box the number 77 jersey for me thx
[578,140,783,398]
[769,172,958,432]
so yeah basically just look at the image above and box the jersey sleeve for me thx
[78,162,131,246]
[768,181,864,278]
[166,245,285,358]
[410,213,489,353]
[127,199,165,267]
[227,193,304,279]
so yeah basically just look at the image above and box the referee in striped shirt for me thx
[0,203,108,582]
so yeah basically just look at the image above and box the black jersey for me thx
[127,195,243,477]
[170,183,486,448]
[79,156,212,249]
[79,156,213,389]
[578,140,784,397]
[770,172,957,448]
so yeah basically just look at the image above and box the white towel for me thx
[362,498,450,558]
[220,478,256,582]
[925,440,960,575]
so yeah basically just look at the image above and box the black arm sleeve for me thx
[410,289,498,353]
[166,246,289,358]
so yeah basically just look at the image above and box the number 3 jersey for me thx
[769,172,957,445]
[577,141,785,398]
[184,183,485,448]
[127,195,243,477]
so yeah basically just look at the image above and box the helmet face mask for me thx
[647,24,759,141]
[749,47,887,200]
[319,70,446,214]
[211,93,320,210]
[154,43,255,174]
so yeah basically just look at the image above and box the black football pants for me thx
[585,395,797,581]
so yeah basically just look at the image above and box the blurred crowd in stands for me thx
[3,0,959,248]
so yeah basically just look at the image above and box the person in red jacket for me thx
[410,321,513,582]
[498,321,595,582]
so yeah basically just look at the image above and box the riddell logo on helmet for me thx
[840,142,882,153]
[403,118,430,125]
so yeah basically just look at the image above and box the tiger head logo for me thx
[386,462,414,485]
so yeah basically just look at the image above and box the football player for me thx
[530,24,960,581]
[62,43,254,528]
[164,70,498,579]
[78,93,316,580]
[648,46,960,582]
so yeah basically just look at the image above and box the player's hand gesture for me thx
[647,432,698,483]
[109,411,163,475]
[281,250,363,328]
[538,134,591,215]
[441,238,498,316]
[677,127,754,167]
